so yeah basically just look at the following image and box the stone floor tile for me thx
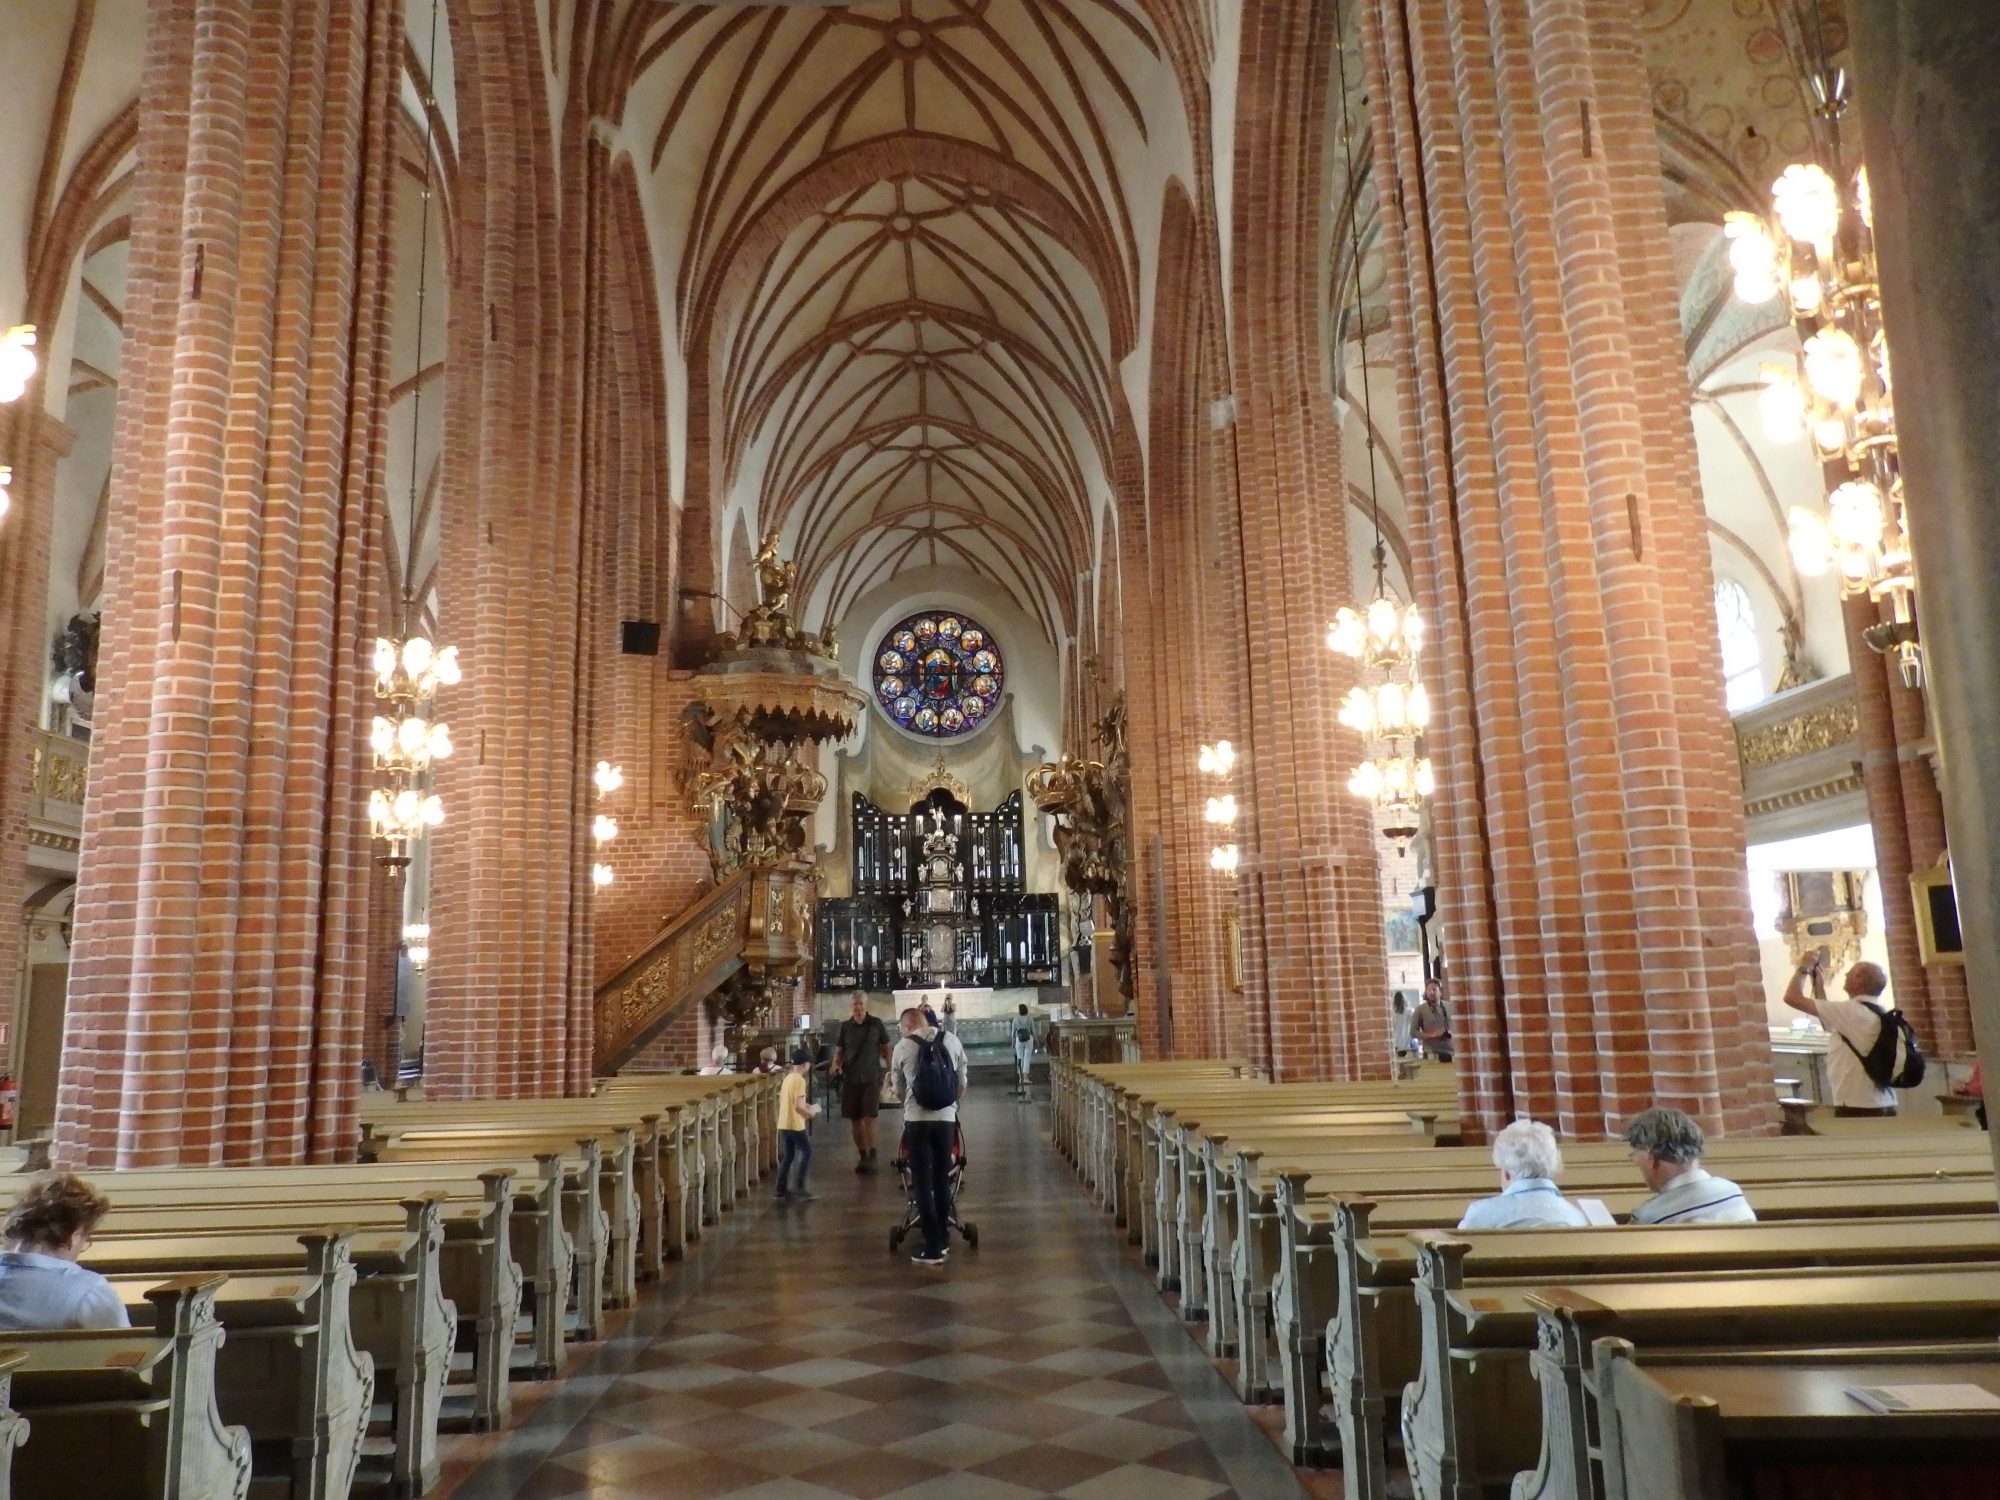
[882,1419,1032,1470]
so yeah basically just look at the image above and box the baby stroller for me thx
[888,1122,979,1253]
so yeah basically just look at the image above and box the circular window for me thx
[872,612,1004,738]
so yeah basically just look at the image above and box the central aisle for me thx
[447,1087,1312,1500]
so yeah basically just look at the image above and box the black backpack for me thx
[910,1032,961,1111]
[1842,1000,1927,1091]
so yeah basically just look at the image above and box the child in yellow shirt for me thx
[775,1049,820,1202]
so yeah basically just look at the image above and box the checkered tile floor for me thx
[454,1090,1309,1500]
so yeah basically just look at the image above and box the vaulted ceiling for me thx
[623,0,1187,644]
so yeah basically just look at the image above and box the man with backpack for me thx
[887,1006,969,1266]
[1782,955,1925,1116]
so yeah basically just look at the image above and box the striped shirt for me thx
[1630,1166,1757,1225]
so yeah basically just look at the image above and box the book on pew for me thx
[1573,1198,1617,1227]
[1845,1384,2000,1414]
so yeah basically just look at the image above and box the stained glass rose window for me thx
[873,612,1005,737]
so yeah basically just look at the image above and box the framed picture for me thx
[1385,910,1421,956]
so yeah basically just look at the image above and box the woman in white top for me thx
[1457,1120,1590,1229]
[0,1173,130,1331]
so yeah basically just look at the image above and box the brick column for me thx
[1226,0,1389,1083]
[1361,0,1772,1138]
[56,0,401,1165]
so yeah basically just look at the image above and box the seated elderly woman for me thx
[1457,1119,1590,1229]
[0,1173,130,1331]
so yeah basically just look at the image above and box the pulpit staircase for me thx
[590,862,816,1074]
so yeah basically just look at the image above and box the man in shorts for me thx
[830,995,892,1171]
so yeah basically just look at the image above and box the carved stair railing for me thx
[592,870,756,1074]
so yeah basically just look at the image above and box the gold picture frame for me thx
[1911,854,1965,966]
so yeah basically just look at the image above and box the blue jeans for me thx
[777,1129,812,1196]
[904,1119,955,1255]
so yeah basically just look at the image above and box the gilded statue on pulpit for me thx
[1028,695,1133,1002]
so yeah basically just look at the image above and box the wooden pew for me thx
[98,1191,516,1434]
[363,1132,614,1342]
[9,1276,254,1500]
[1230,1132,1993,1410]
[1589,1338,2000,1500]
[0,1350,23,1500]
[1308,1211,2000,1497]
[1405,1259,2000,1500]
[103,1233,371,1500]
[99,1158,571,1383]
[80,1215,452,1496]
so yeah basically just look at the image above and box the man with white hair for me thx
[1781,955,1898,1117]
[1457,1119,1589,1229]
[1624,1107,1757,1224]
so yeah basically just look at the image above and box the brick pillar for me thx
[1847,597,1975,1058]
[55,0,401,1166]
[1361,0,1772,1138]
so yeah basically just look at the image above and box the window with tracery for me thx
[1714,578,1765,711]
[873,612,1004,737]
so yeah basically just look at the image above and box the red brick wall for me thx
[56,0,401,1165]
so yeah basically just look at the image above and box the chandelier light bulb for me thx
[1801,327,1865,410]
[1327,609,1366,658]
[373,638,399,682]
[593,813,619,844]
[392,787,421,824]
[396,714,429,757]
[1407,681,1432,730]
[1339,685,1376,736]
[1722,212,1781,304]
[1788,274,1824,317]
[1348,762,1384,801]
[594,760,625,797]
[427,722,453,760]
[1376,680,1407,732]
[421,794,445,826]
[0,325,37,404]
[1853,166,1872,229]
[1828,480,1887,551]
[592,862,616,888]
[1771,162,1840,247]
[1415,758,1437,798]
[1208,844,1239,874]
[1365,595,1400,645]
[0,466,11,520]
[401,634,434,677]
[370,716,395,756]
[1402,607,1425,657]
[432,644,461,686]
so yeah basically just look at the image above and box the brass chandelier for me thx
[1324,0,1433,856]
[1725,19,1920,685]
[373,0,460,864]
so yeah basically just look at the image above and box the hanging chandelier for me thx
[373,0,460,865]
[0,325,38,522]
[1725,25,1920,686]
[1198,740,1238,874]
[369,633,458,863]
[1330,544,1434,854]
[591,759,623,889]
[1324,1,1433,857]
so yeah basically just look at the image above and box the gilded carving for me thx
[1028,695,1132,1002]
[1735,699,1857,770]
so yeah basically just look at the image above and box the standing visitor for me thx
[0,1174,130,1330]
[830,996,892,1172]
[939,993,959,1034]
[1012,1003,1037,1094]
[887,1007,969,1265]
[1780,957,1902,1117]
[1390,992,1414,1058]
[774,1049,820,1202]
[1413,979,1452,1061]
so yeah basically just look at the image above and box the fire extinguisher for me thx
[0,1075,17,1130]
